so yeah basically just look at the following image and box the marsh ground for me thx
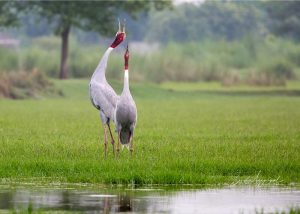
[0,80,299,185]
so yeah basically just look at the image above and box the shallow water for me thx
[0,185,299,213]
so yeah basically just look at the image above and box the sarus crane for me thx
[89,21,125,157]
[115,45,137,155]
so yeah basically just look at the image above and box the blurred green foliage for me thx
[266,1,300,41]
[0,36,299,86]
[0,1,171,79]
[146,2,265,42]
[0,1,300,86]
[0,2,19,27]
[145,1,300,43]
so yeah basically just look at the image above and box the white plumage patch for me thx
[124,70,129,79]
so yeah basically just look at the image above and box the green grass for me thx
[0,79,299,185]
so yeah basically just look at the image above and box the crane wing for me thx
[90,81,119,121]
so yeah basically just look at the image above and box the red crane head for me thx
[124,44,129,70]
[110,19,126,48]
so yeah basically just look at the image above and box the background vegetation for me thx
[0,35,299,87]
[0,1,299,93]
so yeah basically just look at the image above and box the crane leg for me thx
[107,124,115,156]
[100,111,109,158]
[117,131,120,157]
[103,125,108,158]
[129,130,134,156]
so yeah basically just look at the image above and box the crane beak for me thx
[124,44,129,65]
[117,19,126,34]
[111,20,126,48]
[121,19,126,33]
[118,18,121,32]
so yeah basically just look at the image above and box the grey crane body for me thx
[89,48,118,124]
[115,74,137,145]
[115,46,137,150]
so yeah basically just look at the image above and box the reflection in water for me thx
[118,194,132,212]
[0,186,299,213]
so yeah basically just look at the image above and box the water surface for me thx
[0,185,299,213]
